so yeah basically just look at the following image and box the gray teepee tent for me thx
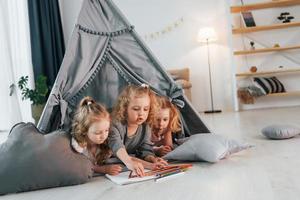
[38,0,210,135]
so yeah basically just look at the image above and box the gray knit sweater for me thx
[108,121,154,159]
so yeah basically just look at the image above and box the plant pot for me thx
[31,103,45,125]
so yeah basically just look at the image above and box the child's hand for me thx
[127,160,145,177]
[152,157,168,168]
[151,162,166,170]
[156,145,173,156]
[105,164,122,176]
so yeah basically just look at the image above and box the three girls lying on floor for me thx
[71,85,181,177]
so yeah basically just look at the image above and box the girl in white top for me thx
[71,96,122,175]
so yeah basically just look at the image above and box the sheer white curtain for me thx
[0,0,34,131]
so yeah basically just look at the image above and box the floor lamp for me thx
[197,27,222,113]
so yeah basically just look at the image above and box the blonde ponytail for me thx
[71,96,110,146]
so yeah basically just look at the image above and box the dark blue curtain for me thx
[27,0,65,88]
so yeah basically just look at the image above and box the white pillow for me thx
[164,134,252,163]
[261,124,300,139]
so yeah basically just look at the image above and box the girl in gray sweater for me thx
[108,85,167,177]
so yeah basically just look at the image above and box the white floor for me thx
[1,106,300,200]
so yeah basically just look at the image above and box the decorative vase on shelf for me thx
[250,66,257,73]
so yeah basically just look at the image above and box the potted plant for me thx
[18,75,49,124]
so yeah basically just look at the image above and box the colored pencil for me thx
[128,163,193,178]
[155,171,185,182]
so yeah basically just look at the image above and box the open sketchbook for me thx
[105,163,192,185]
[105,170,156,185]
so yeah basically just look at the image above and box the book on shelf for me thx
[241,11,256,27]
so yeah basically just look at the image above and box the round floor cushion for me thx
[261,124,300,139]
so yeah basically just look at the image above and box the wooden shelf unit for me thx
[266,91,300,97]
[231,0,300,13]
[230,1,300,109]
[236,68,300,77]
[232,21,300,34]
[234,45,300,55]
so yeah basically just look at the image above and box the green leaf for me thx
[17,75,49,105]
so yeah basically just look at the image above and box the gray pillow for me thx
[261,124,300,139]
[164,134,252,163]
[0,122,93,195]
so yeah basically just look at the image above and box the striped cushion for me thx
[253,76,285,94]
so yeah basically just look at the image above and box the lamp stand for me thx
[204,39,222,114]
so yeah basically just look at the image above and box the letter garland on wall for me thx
[143,17,184,41]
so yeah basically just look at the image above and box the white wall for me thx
[58,0,237,112]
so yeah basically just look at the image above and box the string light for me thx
[143,17,184,41]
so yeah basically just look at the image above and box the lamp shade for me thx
[197,27,218,43]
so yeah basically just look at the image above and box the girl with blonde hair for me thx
[109,84,168,177]
[71,96,122,175]
[151,96,181,156]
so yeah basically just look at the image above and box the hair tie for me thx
[141,83,149,88]
[87,101,92,106]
